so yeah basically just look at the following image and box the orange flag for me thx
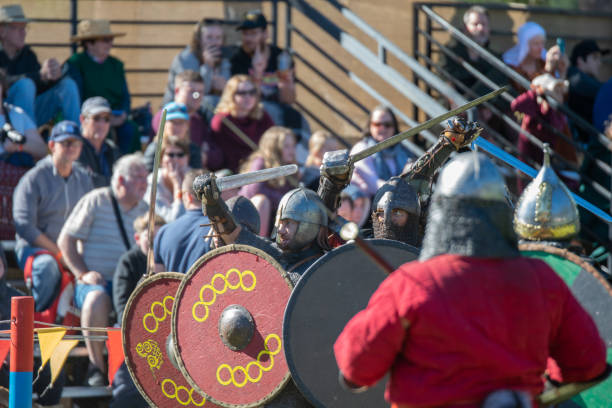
[0,339,9,364]
[106,328,125,385]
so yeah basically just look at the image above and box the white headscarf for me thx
[502,22,547,67]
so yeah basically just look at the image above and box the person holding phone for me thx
[162,18,231,108]
[229,10,296,105]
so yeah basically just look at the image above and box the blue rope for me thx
[473,138,612,224]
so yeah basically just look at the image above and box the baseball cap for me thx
[570,39,610,65]
[163,102,189,121]
[50,120,83,142]
[236,10,267,31]
[81,96,111,117]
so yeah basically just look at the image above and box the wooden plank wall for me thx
[2,1,611,141]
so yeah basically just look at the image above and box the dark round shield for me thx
[122,272,217,408]
[284,239,419,408]
[172,244,293,408]
[520,243,612,407]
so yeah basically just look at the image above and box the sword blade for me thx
[216,164,299,192]
[146,108,167,276]
[350,86,508,163]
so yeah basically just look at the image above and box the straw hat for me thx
[70,19,125,42]
[0,4,31,23]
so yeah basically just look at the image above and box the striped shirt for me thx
[61,187,148,281]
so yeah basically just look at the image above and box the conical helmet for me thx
[513,144,580,241]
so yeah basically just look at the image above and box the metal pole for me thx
[285,0,292,50]
[70,0,78,54]
[9,296,33,408]
[412,3,420,120]
[272,0,278,46]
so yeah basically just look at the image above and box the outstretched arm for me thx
[401,117,482,197]
[317,149,353,213]
[192,173,242,245]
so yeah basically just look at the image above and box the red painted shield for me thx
[122,272,219,408]
[172,244,292,408]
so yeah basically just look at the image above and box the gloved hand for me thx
[193,173,220,204]
[320,149,353,188]
[442,116,483,150]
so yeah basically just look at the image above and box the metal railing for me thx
[412,1,612,252]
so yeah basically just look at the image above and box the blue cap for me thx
[50,120,82,142]
[163,102,189,121]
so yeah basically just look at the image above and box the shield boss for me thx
[122,272,218,407]
[172,244,292,408]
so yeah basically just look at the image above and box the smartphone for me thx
[556,38,565,55]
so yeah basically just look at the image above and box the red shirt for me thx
[210,111,274,173]
[334,254,606,407]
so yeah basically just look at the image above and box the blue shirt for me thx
[154,209,211,273]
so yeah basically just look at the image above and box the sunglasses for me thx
[58,139,82,147]
[235,89,257,97]
[371,121,394,128]
[99,37,114,43]
[90,115,110,123]
[165,152,186,158]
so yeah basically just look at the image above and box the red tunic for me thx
[334,254,606,407]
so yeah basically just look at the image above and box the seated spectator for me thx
[350,106,416,197]
[210,74,274,172]
[67,19,139,154]
[301,129,343,190]
[77,96,120,187]
[162,18,231,107]
[230,10,295,105]
[144,101,201,171]
[153,70,223,170]
[443,6,506,96]
[13,121,93,313]
[512,72,578,189]
[58,153,148,386]
[0,5,80,126]
[568,39,609,142]
[503,22,547,86]
[113,213,165,322]
[0,68,46,166]
[239,126,298,236]
[154,169,212,273]
[341,184,371,228]
[144,135,191,222]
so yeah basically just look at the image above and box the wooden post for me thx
[9,296,33,408]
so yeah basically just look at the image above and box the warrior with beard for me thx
[334,152,607,408]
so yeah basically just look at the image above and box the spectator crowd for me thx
[0,3,610,407]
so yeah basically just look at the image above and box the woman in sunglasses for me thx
[144,134,191,222]
[350,106,417,197]
[210,74,274,173]
[239,126,298,236]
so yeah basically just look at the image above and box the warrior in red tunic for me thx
[333,152,606,408]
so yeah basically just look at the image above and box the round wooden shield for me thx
[520,243,612,408]
[172,244,292,408]
[122,272,217,408]
[284,239,419,408]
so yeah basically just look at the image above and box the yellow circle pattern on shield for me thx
[215,334,282,388]
[143,295,175,334]
[192,268,257,322]
[161,378,207,406]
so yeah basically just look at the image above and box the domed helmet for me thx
[514,144,580,242]
[274,188,328,251]
[420,151,518,260]
[371,177,420,246]
[227,195,260,235]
